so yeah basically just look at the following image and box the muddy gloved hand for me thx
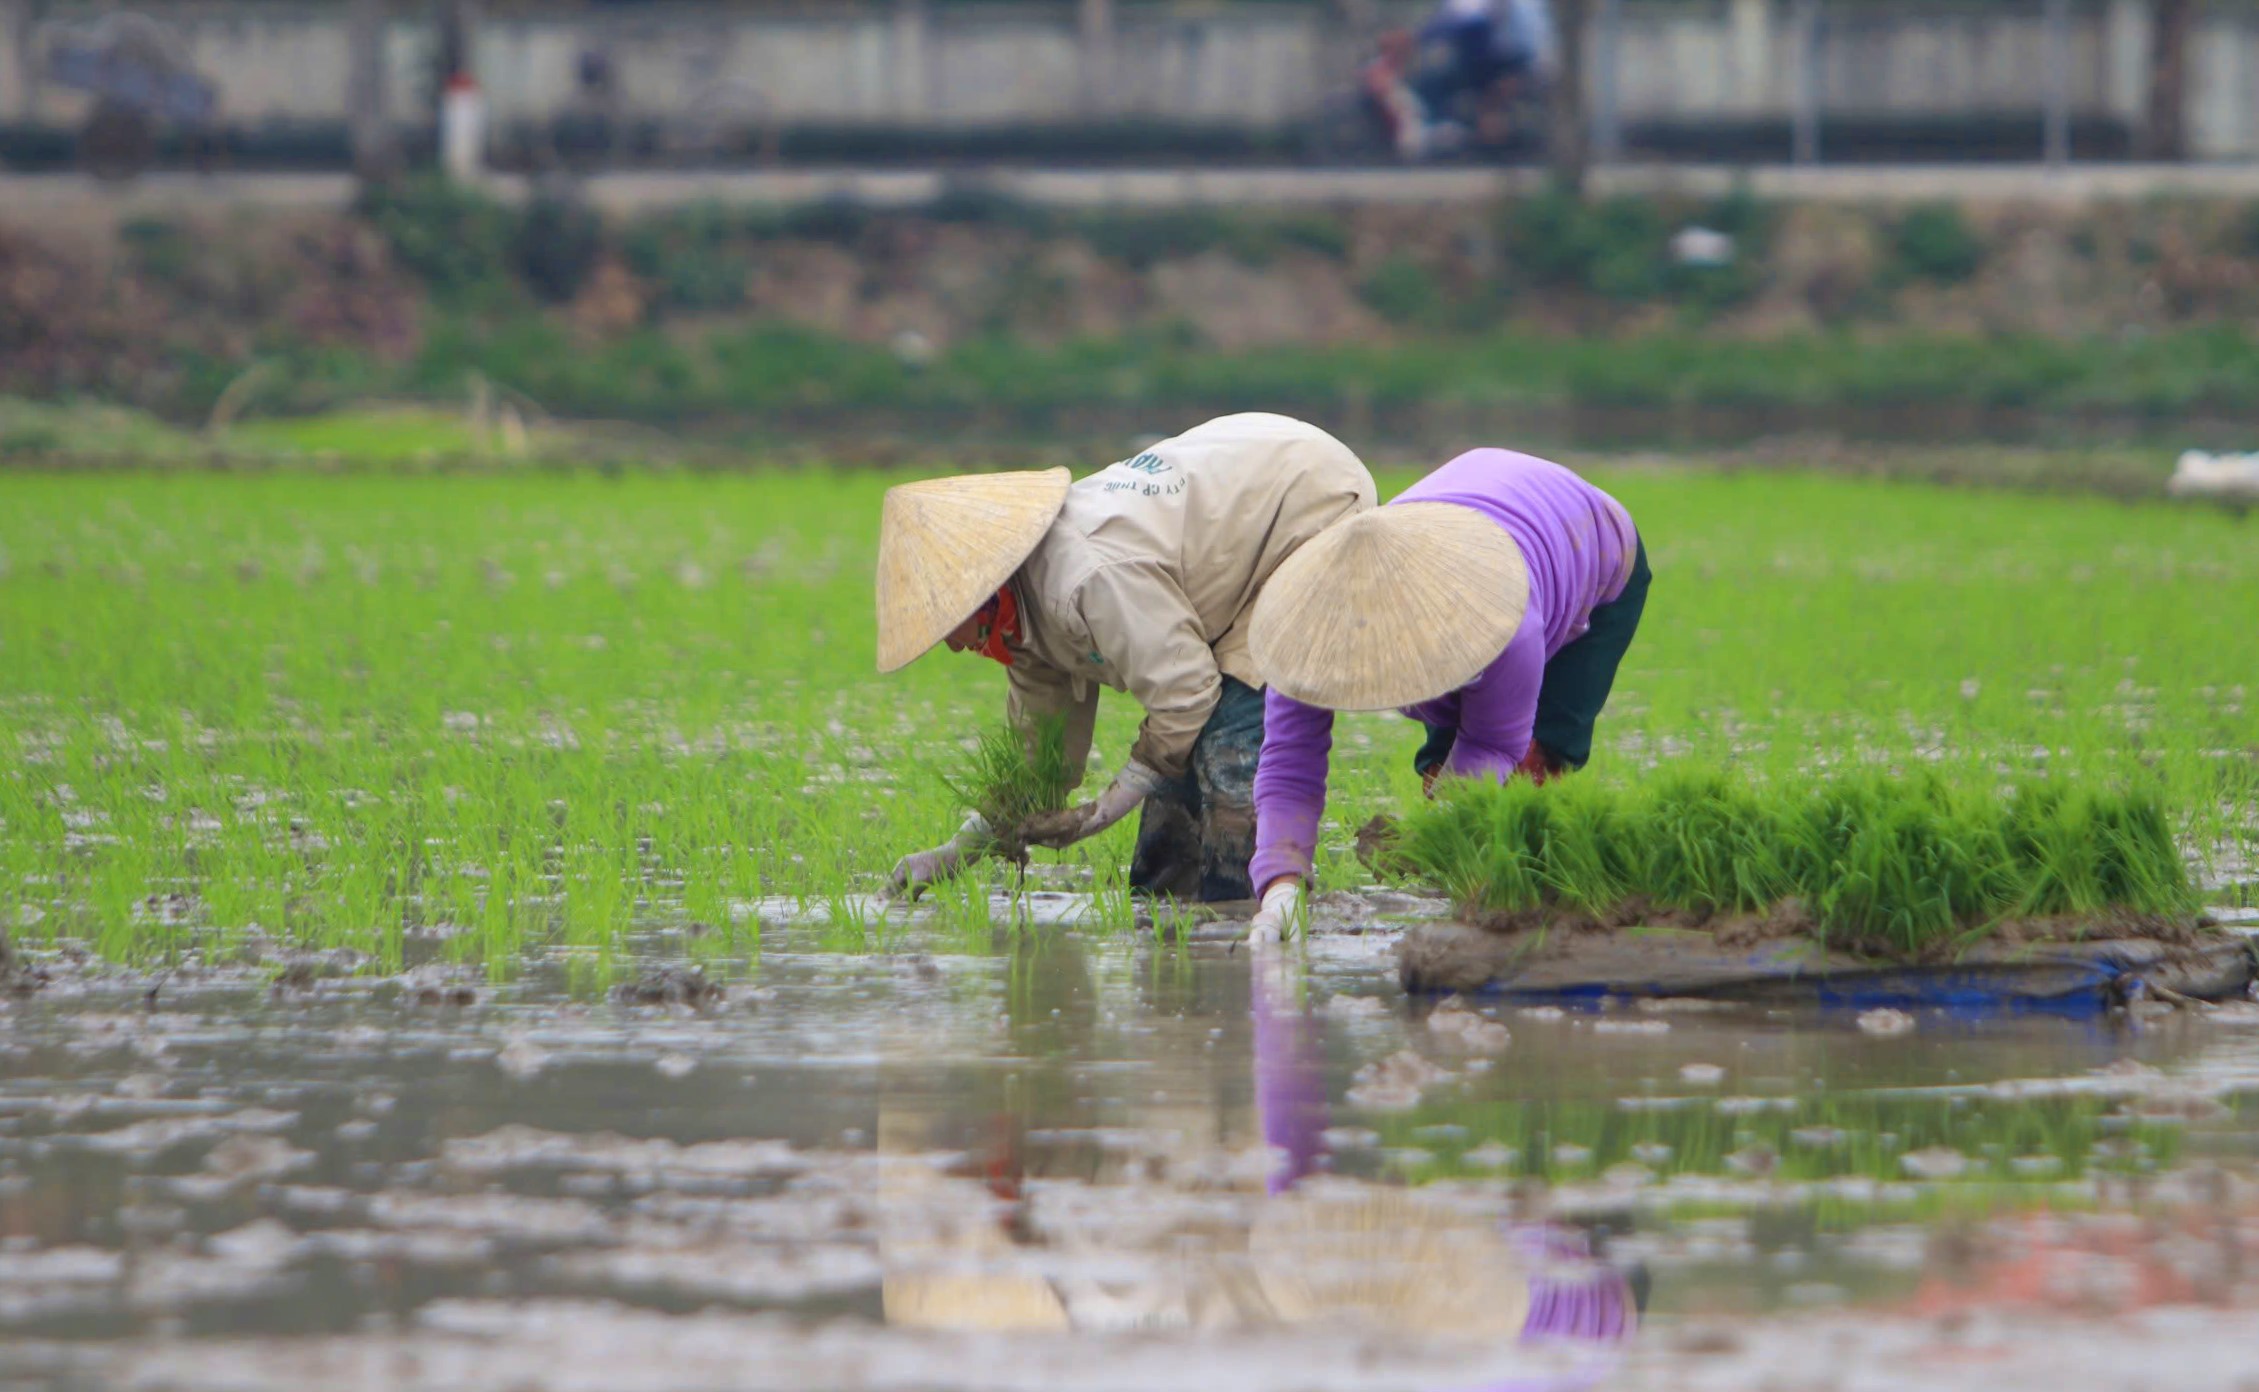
[1248,878,1304,944]
[885,813,992,901]
[1017,760,1165,850]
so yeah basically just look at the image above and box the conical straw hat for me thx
[1249,502,1529,711]
[875,468,1071,673]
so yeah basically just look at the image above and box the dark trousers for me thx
[1417,538,1651,777]
[1129,676,1264,904]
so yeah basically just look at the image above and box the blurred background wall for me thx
[0,0,2253,171]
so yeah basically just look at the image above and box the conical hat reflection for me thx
[879,1106,1071,1331]
[1247,1184,1533,1338]
[883,1269,1070,1332]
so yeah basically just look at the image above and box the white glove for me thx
[1248,878,1305,944]
[1018,760,1165,850]
[885,814,992,900]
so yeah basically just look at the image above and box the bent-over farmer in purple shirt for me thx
[1242,448,1650,938]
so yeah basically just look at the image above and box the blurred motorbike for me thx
[1306,24,1547,164]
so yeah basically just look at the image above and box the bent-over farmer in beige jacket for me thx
[876,413,1377,903]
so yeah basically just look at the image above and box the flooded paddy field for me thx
[2,909,2257,1390]
[3,458,2257,1387]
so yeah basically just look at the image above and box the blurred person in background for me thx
[1372,0,1555,158]
[877,414,1377,905]
[1242,448,1648,939]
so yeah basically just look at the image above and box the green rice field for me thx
[2,459,2254,968]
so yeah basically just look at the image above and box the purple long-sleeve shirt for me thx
[1249,449,1638,891]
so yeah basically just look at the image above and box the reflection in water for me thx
[1253,939,1641,1368]
[882,937,1640,1383]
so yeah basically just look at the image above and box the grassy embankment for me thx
[129,320,2259,434]
[21,184,2259,437]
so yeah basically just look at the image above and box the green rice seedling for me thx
[2003,782,2097,915]
[1790,775,2019,953]
[2004,782,2195,923]
[1391,779,1547,916]
[2087,791,2194,916]
[682,846,731,937]
[475,858,520,964]
[928,864,998,941]
[932,718,1074,865]
[1088,866,1139,935]
[1529,778,1635,916]
[1635,770,1794,917]
[819,886,876,951]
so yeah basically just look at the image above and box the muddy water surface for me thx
[2,899,2256,1391]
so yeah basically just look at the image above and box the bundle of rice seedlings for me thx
[1635,770,1793,918]
[1390,770,2198,957]
[934,718,1073,863]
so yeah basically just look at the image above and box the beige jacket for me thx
[1004,413,1377,783]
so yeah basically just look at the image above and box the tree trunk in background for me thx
[2142,0,2194,159]
[1548,0,1589,192]
[348,0,396,188]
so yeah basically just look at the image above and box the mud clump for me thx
[1711,898,1818,949]
[268,960,322,997]
[1899,1147,1970,1180]
[1857,1008,1916,1037]
[0,925,50,995]
[1397,922,1531,995]
[494,1036,550,1080]
[610,965,725,1010]
[389,965,481,1008]
[1352,814,1400,876]
[1346,1049,1454,1111]
[1985,909,2205,951]
[202,1134,316,1186]
[1423,1000,1511,1053]
[1470,899,1645,938]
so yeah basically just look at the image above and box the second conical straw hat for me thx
[1249,502,1529,711]
[875,468,1071,673]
